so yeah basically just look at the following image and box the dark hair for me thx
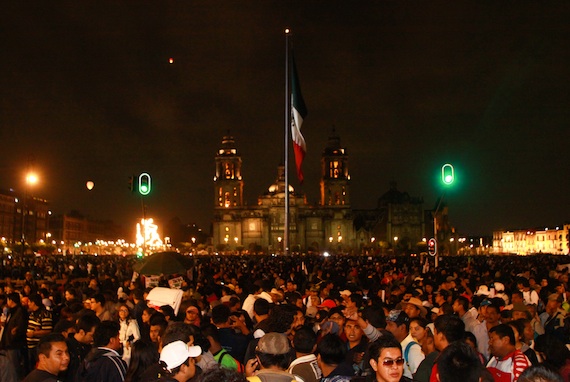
[7,292,20,305]
[160,305,175,320]
[293,326,317,354]
[317,333,346,366]
[368,335,401,361]
[349,293,364,309]
[53,319,76,335]
[508,320,525,343]
[28,293,43,308]
[253,298,271,316]
[518,365,563,382]
[162,322,195,347]
[92,293,106,305]
[201,324,221,344]
[464,331,478,348]
[362,305,386,329]
[534,334,570,370]
[265,304,296,333]
[455,296,469,312]
[198,365,247,382]
[76,311,100,333]
[410,316,429,329]
[93,320,120,347]
[489,324,515,346]
[37,333,67,358]
[437,341,483,382]
[434,314,465,343]
[211,304,231,325]
[124,340,160,382]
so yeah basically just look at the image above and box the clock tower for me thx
[214,134,243,209]
[320,129,350,207]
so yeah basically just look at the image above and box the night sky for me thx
[1,2,569,239]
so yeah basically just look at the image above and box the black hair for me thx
[198,365,247,382]
[361,305,386,329]
[434,314,465,343]
[53,319,76,335]
[349,293,364,309]
[368,335,401,362]
[534,334,570,370]
[76,311,101,333]
[28,293,43,308]
[292,326,317,354]
[93,320,120,347]
[160,305,175,320]
[201,323,221,344]
[317,333,346,366]
[455,296,469,312]
[211,304,231,325]
[518,365,563,382]
[265,304,296,333]
[37,333,66,358]
[489,324,515,346]
[92,293,105,305]
[7,292,20,305]
[124,340,160,382]
[437,341,483,382]
[253,298,271,316]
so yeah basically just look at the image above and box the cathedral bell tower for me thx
[320,129,350,207]
[214,134,244,209]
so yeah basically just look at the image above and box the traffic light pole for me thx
[433,191,446,269]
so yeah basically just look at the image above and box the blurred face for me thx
[329,312,345,328]
[65,291,74,301]
[142,310,152,323]
[345,320,363,344]
[370,347,404,382]
[118,306,129,320]
[185,307,199,322]
[39,341,70,375]
[293,311,305,328]
[150,325,161,343]
[409,321,427,343]
[79,327,95,345]
[404,304,420,319]
[486,307,500,325]
[488,331,508,358]
[523,322,534,343]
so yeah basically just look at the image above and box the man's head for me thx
[211,303,231,325]
[402,297,427,319]
[317,333,346,369]
[344,319,364,345]
[452,296,469,315]
[512,302,531,320]
[485,303,501,325]
[488,324,516,359]
[28,293,43,311]
[368,335,404,382]
[93,320,121,350]
[292,326,317,355]
[437,341,483,382]
[433,314,465,352]
[74,312,100,345]
[546,293,563,314]
[36,333,70,375]
[255,332,292,370]
[6,292,20,307]
[160,340,201,380]
[90,293,105,311]
[385,310,410,342]
[150,314,168,345]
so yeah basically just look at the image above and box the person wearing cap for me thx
[244,332,301,382]
[158,340,202,382]
[539,293,566,336]
[402,297,427,319]
[385,310,424,379]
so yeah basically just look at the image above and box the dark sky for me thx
[1,2,569,239]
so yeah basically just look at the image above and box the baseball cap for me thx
[318,299,337,309]
[386,310,410,326]
[160,341,201,372]
[256,332,291,355]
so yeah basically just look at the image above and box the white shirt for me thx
[401,333,424,379]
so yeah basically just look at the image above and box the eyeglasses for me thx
[382,358,405,367]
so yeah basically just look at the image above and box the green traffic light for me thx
[441,164,454,185]
[138,172,151,196]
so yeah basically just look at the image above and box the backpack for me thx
[403,341,419,375]
[216,349,245,373]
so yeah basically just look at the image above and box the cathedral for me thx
[212,131,427,254]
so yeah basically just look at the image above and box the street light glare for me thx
[26,173,38,185]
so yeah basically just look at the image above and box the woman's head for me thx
[409,317,429,343]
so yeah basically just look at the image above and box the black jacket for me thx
[77,347,127,382]
[0,304,28,349]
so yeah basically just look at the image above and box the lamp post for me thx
[21,171,38,256]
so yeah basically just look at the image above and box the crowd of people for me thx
[1,252,570,382]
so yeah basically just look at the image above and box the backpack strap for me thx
[404,341,419,374]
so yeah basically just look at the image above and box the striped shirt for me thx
[27,308,53,349]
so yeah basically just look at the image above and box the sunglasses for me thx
[382,358,405,367]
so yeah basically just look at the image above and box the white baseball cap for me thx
[160,341,201,372]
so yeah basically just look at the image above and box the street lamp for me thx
[21,171,39,255]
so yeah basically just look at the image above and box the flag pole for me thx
[284,28,290,256]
